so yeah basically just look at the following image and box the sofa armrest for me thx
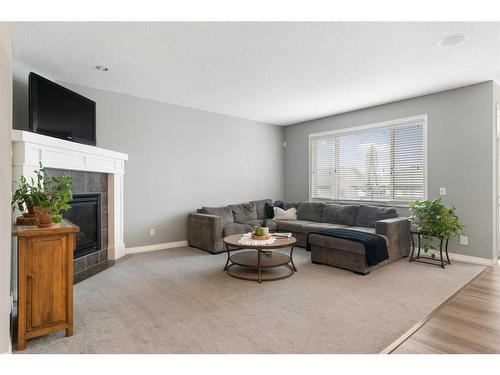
[188,213,224,254]
[375,217,411,258]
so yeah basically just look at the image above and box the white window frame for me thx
[308,114,428,207]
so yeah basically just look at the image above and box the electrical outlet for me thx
[149,228,155,237]
[439,187,446,196]
[459,235,468,246]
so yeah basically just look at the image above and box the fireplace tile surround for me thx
[46,168,109,275]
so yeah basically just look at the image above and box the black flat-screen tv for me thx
[29,72,96,145]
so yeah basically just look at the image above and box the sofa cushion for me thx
[302,222,348,235]
[223,222,253,236]
[297,202,324,221]
[250,199,273,219]
[274,207,297,220]
[354,205,398,228]
[276,220,316,234]
[321,204,359,226]
[229,202,258,222]
[283,201,298,210]
[201,206,234,224]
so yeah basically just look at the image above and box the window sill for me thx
[310,198,412,209]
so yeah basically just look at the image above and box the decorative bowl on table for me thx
[251,233,272,241]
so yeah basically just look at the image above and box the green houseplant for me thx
[33,165,73,226]
[12,175,38,218]
[12,163,73,227]
[409,198,464,255]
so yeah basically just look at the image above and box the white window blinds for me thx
[310,117,425,203]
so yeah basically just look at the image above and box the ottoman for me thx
[308,232,391,275]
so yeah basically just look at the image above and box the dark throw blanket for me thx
[306,228,389,267]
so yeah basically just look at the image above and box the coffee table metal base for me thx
[224,248,296,283]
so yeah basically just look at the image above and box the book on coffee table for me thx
[272,232,292,238]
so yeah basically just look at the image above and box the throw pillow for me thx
[273,207,297,221]
[265,201,284,219]
[274,200,284,209]
[250,199,273,219]
[264,202,275,219]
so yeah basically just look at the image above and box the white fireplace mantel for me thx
[12,130,129,260]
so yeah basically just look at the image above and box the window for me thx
[310,116,426,204]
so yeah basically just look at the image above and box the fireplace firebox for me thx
[63,194,101,259]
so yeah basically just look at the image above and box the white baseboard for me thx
[125,240,189,255]
[448,252,497,266]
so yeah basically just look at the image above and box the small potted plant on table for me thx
[252,218,270,239]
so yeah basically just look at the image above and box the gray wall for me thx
[12,60,497,259]
[284,82,496,260]
[0,23,12,353]
[13,65,285,247]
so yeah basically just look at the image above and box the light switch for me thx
[439,187,446,196]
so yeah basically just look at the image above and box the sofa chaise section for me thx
[308,217,410,274]
[275,202,410,273]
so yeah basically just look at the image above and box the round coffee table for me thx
[223,234,297,283]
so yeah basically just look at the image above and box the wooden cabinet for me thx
[13,220,79,351]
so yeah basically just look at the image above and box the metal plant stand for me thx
[409,230,450,269]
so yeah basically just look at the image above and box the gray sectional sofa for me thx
[188,199,275,254]
[188,199,410,273]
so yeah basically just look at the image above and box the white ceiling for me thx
[13,22,500,125]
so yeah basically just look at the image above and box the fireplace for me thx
[63,194,101,259]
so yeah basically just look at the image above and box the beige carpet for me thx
[19,246,485,354]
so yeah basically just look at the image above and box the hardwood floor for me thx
[392,264,500,354]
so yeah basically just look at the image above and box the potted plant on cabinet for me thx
[46,173,73,224]
[12,175,38,218]
[409,198,464,257]
[32,165,73,227]
[12,163,73,228]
